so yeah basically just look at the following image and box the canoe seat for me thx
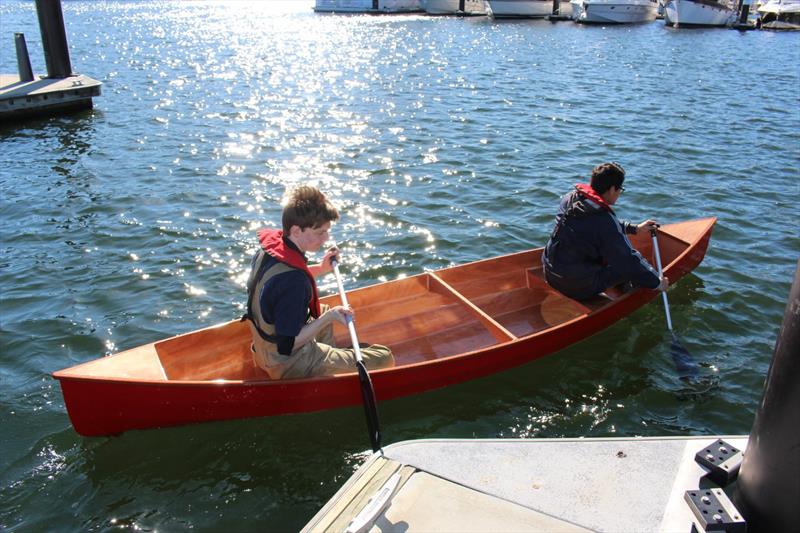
[528,266,618,311]
[440,267,592,338]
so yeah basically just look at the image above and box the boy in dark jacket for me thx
[542,162,668,300]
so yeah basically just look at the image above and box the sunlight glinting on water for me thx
[503,383,618,438]
[177,9,473,286]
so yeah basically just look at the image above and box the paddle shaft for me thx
[651,230,674,332]
[330,253,382,452]
[331,260,364,363]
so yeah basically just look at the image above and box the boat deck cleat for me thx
[685,488,746,533]
[694,438,743,486]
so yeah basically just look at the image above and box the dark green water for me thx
[1,1,798,530]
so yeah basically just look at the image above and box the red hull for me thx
[54,218,716,436]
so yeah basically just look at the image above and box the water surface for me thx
[1,1,798,530]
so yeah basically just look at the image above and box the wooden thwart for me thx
[428,272,517,343]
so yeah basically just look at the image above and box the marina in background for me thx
[312,0,785,26]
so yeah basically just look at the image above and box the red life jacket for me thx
[257,228,321,318]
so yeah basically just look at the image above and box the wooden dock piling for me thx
[1,0,101,123]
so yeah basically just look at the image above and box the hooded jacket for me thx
[542,184,660,299]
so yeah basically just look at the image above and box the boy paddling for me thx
[542,162,668,300]
[245,186,394,379]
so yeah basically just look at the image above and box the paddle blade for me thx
[670,332,698,381]
[357,361,382,452]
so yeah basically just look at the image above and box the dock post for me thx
[737,0,751,23]
[14,33,35,82]
[735,260,800,531]
[35,0,73,79]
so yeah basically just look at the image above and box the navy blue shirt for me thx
[258,240,312,355]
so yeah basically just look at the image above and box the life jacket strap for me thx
[243,250,281,345]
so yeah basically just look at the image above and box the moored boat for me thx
[314,0,423,13]
[54,218,716,436]
[424,0,488,15]
[572,0,659,22]
[663,0,736,26]
[757,0,800,28]
[487,0,555,17]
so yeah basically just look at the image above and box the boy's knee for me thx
[363,344,395,368]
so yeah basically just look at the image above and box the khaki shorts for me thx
[254,311,394,379]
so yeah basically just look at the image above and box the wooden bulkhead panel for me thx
[155,320,257,381]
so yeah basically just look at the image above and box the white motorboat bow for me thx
[663,0,736,26]
[757,0,800,28]
[572,0,659,22]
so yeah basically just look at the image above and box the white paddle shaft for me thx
[331,259,364,363]
[651,232,674,332]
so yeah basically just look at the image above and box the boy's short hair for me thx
[590,162,626,194]
[282,186,339,234]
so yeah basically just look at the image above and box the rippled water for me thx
[1,1,798,530]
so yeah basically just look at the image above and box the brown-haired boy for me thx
[244,186,394,379]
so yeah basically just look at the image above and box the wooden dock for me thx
[0,74,101,122]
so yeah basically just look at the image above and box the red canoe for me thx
[54,217,716,436]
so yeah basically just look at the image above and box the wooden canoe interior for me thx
[56,223,698,383]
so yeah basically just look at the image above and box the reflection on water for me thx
[1,0,798,530]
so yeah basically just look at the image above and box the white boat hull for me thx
[424,0,488,14]
[572,0,659,21]
[760,15,800,26]
[487,0,555,17]
[757,0,800,29]
[663,0,735,25]
[315,0,423,12]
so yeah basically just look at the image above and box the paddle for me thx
[331,254,382,453]
[651,229,698,380]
